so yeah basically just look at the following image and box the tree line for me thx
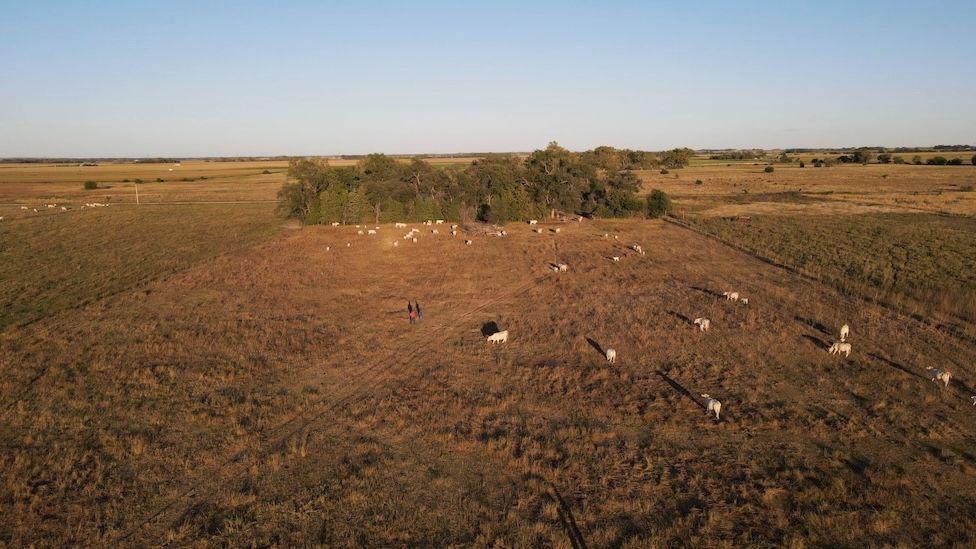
[278,142,678,225]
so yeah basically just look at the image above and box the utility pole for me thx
[134,181,140,205]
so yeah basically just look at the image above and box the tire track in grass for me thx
[115,271,552,544]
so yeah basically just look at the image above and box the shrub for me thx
[695,179,703,185]
[912,155,923,165]
[948,158,963,166]
[893,156,905,164]
[660,169,669,175]
[156,177,164,182]
[960,185,974,192]
[133,178,143,184]
[645,189,671,218]
[263,169,272,174]
[122,178,130,182]
[972,154,976,166]
[764,166,774,173]
[926,156,948,166]
[799,161,805,168]
[83,181,98,190]
[878,153,892,164]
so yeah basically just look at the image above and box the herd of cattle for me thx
[330,218,968,420]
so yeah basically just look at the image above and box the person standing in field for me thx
[407,302,416,324]
[416,302,423,322]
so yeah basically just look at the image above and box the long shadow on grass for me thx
[690,286,724,299]
[666,310,694,326]
[656,371,705,410]
[585,337,605,357]
[868,352,929,383]
[801,333,830,351]
[795,315,832,337]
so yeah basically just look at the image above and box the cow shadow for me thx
[585,337,605,356]
[481,321,500,337]
[666,310,694,326]
[795,315,832,336]
[656,371,705,410]
[801,333,829,351]
[690,286,724,299]
[868,352,929,383]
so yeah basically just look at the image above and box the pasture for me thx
[2,160,976,546]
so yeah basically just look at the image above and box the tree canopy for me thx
[278,143,680,225]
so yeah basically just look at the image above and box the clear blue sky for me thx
[1,1,973,156]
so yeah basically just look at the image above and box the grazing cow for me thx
[395,222,407,228]
[970,395,976,406]
[346,243,351,247]
[412,238,418,243]
[357,230,364,235]
[603,233,608,238]
[612,256,620,262]
[702,394,722,420]
[451,224,458,229]
[632,244,644,255]
[605,348,616,363]
[435,219,444,224]
[828,342,852,357]
[431,229,439,234]
[927,368,952,388]
[393,241,398,247]
[693,318,710,332]
[451,230,458,236]
[325,246,330,251]
[552,228,561,233]
[20,206,27,210]
[32,208,38,212]
[528,220,538,225]
[61,206,68,211]
[840,324,850,342]
[465,240,472,245]
[740,298,749,305]
[0,217,3,221]
[613,235,619,240]
[487,330,508,344]
[330,222,340,226]
[551,263,568,272]
[722,291,740,302]
[534,228,544,233]
[367,229,376,235]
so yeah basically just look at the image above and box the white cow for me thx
[740,298,749,305]
[528,220,538,225]
[552,228,561,233]
[325,246,330,251]
[431,229,439,234]
[465,240,472,245]
[605,348,616,363]
[970,396,976,406]
[412,237,418,243]
[487,330,508,344]
[552,263,568,272]
[723,291,740,302]
[632,244,644,255]
[840,324,850,342]
[393,241,398,247]
[331,222,340,227]
[927,368,952,388]
[395,222,407,228]
[702,394,722,420]
[61,206,68,211]
[611,256,620,262]
[534,228,544,233]
[367,229,377,235]
[357,230,364,235]
[20,206,27,210]
[451,224,458,229]
[435,219,444,224]
[828,342,852,357]
[693,318,710,332]
[346,243,351,247]
[451,230,458,236]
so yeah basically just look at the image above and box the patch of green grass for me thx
[683,213,976,323]
[0,204,280,329]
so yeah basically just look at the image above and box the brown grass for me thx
[2,215,976,546]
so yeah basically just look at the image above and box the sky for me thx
[1,0,974,157]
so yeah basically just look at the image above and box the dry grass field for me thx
[2,161,976,546]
